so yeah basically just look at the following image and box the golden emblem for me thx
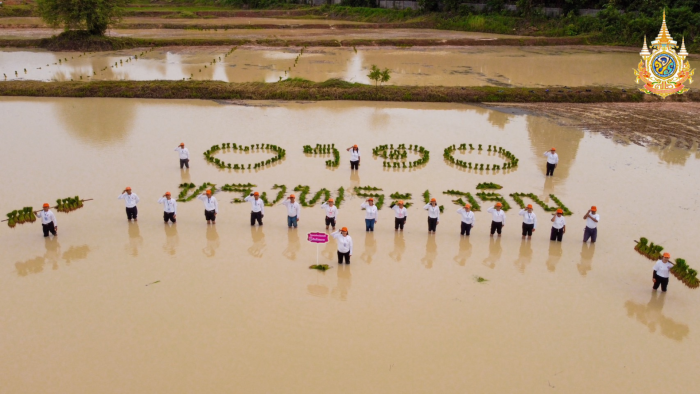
[634,10,694,98]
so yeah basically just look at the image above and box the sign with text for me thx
[307,232,329,244]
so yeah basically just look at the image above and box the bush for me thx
[37,0,128,36]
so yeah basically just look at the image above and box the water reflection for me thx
[125,222,143,257]
[62,245,90,264]
[331,264,352,301]
[202,225,220,257]
[349,171,360,189]
[248,226,266,258]
[546,241,562,272]
[15,239,91,276]
[389,232,405,262]
[163,224,179,256]
[180,168,191,183]
[360,232,376,264]
[486,109,513,129]
[283,229,300,260]
[307,270,330,299]
[482,237,501,269]
[54,98,135,145]
[421,235,438,269]
[624,292,689,341]
[578,242,595,276]
[648,141,692,166]
[526,114,584,180]
[322,237,336,260]
[514,240,533,273]
[453,236,472,266]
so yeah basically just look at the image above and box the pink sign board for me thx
[307,232,329,244]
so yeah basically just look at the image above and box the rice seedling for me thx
[374,144,429,171]
[335,186,346,208]
[204,143,285,171]
[354,186,385,209]
[309,264,331,271]
[442,190,481,211]
[221,182,256,202]
[633,237,664,261]
[510,192,558,212]
[474,276,488,283]
[177,183,215,202]
[303,144,340,168]
[548,194,572,215]
[683,268,699,289]
[444,144,518,172]
[476,192,511,211]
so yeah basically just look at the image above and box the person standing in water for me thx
[390,200,408,231]
[158,191,177,223]
[518,204,537,239]
[197,189,218,224]
[332,227,353,264]
[117,187,140,221]
[35,203,57,237]
[245,191,264,226]
[550,209,566,241]
[544,147,558,176]
[487,202,506,236]
[653,253,675,292]
[424,198,440,233]
[347,145,360,170]
[360,198,378,231]
[282,194,301,229]
[456,204,475,236]
[321,198,338,231]
[583,206,600,243]
[174,142,190,169]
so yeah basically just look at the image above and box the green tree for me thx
[37,0,127,36]
[367,65,391,87]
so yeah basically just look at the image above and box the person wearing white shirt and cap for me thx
[282,194,301,228]
[35,203,57,237]
[332,227,353,264]
[487,202,506,236]
[424,198,440,233]
[550,209,566,241]
[456,204,475,236]
[197,189,218,224]
[245,191,265,226]
[583,206,600,243]
[347,145,360,170]
[544,147,559,176]
[360,198,378,231]
[653,253,675,292]
[321,198,338,231]
[117,187,140,221]
[174,142,190,169]
[158,191,177,223]
[518,204,537,239]
[390,200,408,231]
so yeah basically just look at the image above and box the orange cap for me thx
[464,204,471,208]
[368,198,374,201]
[179,142,184,146]
[341,227,348,232]
[290,194,295,198]
[527,204,533,209]
[591,206,597,211]
[496,202,502,207]
[253,191,259,196]
[353,144,358,148]
[328,198,334,202]
[165,191,171,195]
[206,189,212,195]
[663,253,671,258]
[398,200,404,205]
[430,198,436,202]
[551,147,556,151]
[125,186,131,190]
[556,208,563,214]
[43,203,50,208]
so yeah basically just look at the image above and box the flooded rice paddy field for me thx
[0,16,369,27]
[1,98,699,393]
[0,46,639,87]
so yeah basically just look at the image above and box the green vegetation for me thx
[474,276,488,283]
[477,191,511,211]
[5,207,36,228]
[293,185,331,207]
[309,264,331,271]
[374,144,430,169]
[221,182,256,202]
[355,186,385,209]
[55,196,84,213]
[444,144,519,171]
[549,194,572,215]
[389,192,413,208]
[476,182,503,190]
[443,190,481,211]
[335,187,345,208]
[423,190,444,213]
[203,142,285,170]
[37,0,128,36]
[634,237,664,261]
[303,144,340,168]
[367,64,391,87]
[635,239,698,289]
[178,182,215,201]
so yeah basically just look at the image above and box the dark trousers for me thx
[522,223,534,236]
[653,272,669,292]
[365,219,375,231]
[164,212,176,223]
[250,211,263,226]
[546,162,556,176]
[350,160,359,170]
[325,216,336,228]
[395,217,406,230]
[460,222,472,236]
[583,226,597,243]
[42,221,56,237]
[205,209,216,222]
[428,217,438,232]
[490,221,503,235]
[180,158,189,169]
[550,227,564,242]
[337,251,351,264]
[126,206,138,220]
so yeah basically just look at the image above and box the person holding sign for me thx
[282,194,301,228]
[321,198,338,231]
[332,227,353,264]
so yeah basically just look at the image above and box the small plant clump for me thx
[373,144,430,170]
[476,182,503,190]
[474,276,489,283]
[634,237,665,261]
[510,192,559,213]
[5,207,36,228]
[443,143,519,172]
[335,187,345,208]
[309,264,331,271]
[270,184,287,206]
[203,143,286,170]
[294,185,331,207]
[443,190,481,211]
[670,259,699,289]
[221,182,256,202]
[549,194,572,215]
[178,182,215,202]
[389,192,413,208]
[303,144,340,167]
[476,192,511,211]
[56,196,84,213]
[355,186,385,209]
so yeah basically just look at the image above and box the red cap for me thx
[43,203,50,208]
[165,191,171,195]
[341,227,348,232]
[591,206,597,211]
[551,147,556,151]
[353,145,358,148]
[464,204,471,208]
[398,200,404,205]
[556,208,563,214]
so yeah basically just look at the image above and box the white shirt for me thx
[197,194,218,213]
[392,205,408,219]
[519,209,537,228]
[544,151,559,164]
[244,195,265,214]
[361,203,378,220]
[653,260,674,278]
[282,200,301,218]
[487,207,506,224]
[552,215,566,229]
[456,208,475,224]
[38,210,57,225]
[118,193,140,208]
[586,213,600,229]
[321,203,338,218]
[350,149,360,162]
[158,197,177,214]
[333,232,353,254]
[175,146,190,160]
[424,204,440,219]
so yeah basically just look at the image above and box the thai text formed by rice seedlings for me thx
[510,192,558,212]
[294,185,331,207]
[443,190,481,211]
[303,144,340,168]
[355,186,385,209]
[476,192,511,211]
[389,191,413,208]
[476,182,503,190]
[270,184,287,206]
[335,186,345,208]
[221,182,256,202]
[203,143,286,171]
[423,190,444,213]
[373,143,430,171]
[548,194,573,215]
[309,264,331,271]
[443,143,519,172]
[177,182,216,202]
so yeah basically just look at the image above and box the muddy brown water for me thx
[0,98,698,393]
[0,17,369,27]
[0,46,640,87]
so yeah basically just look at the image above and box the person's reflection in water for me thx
[453,236,472,266]
[541,176,554,200]
[482,237,501,269]
[546,241,563,272]
[62,245,90,265]
[389,232,405,262]
[248,226,266,258]
[578,242,596,276]
[45,237,62,270]
[125,222,143,257]
[163,224,179,256]
[283,229,300,260]
[15,238,62,276]
[361,231,376,264]
[180,168,191,183]
[307,270,330,299]
[624,292,689,341]
[202,225,220,257]
[349,171,360,189]
[421,235,438,269]
[514,240,533,273]
[331,264,352,301]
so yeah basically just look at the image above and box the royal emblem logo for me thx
[634,10,694,98]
